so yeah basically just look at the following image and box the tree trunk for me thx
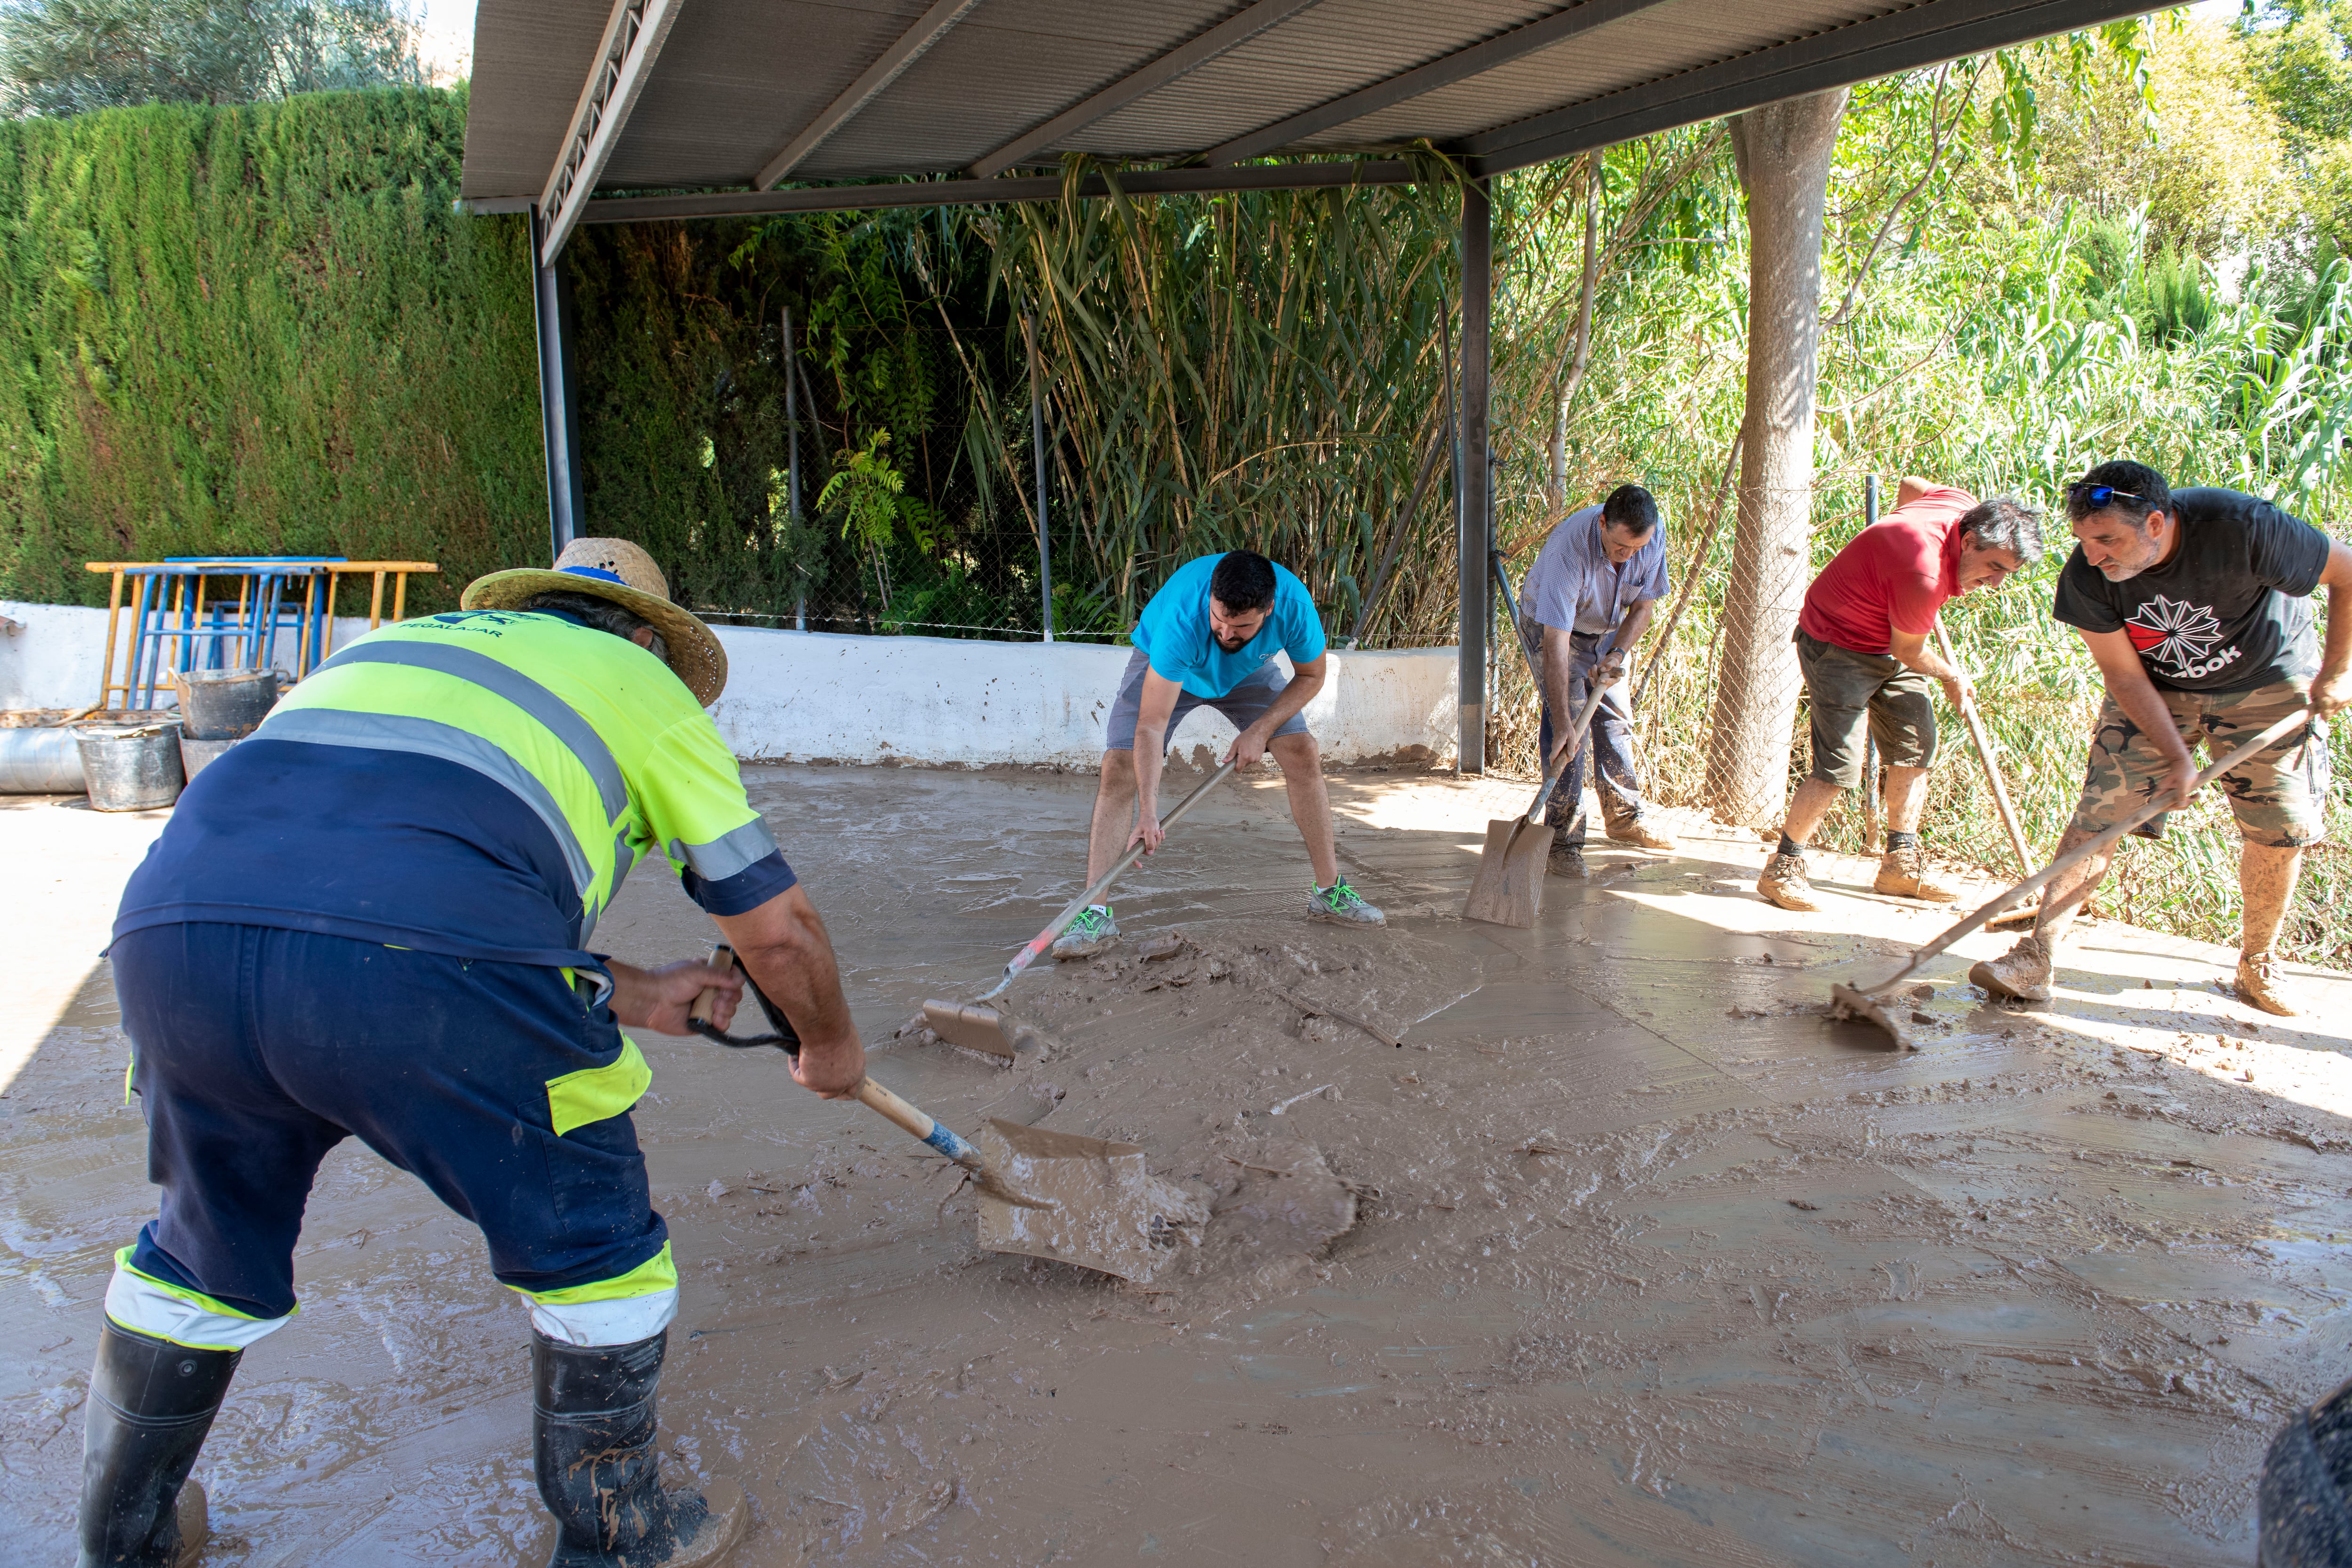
[1706,88,1848,827]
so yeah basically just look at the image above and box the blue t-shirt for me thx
[1130,555,1327,699]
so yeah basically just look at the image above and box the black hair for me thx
[2065,460,2171,527]
[1957,498,2047,562]
[520,590,670,664]
[1210,550,1279,613]
[1599,483,1660,536]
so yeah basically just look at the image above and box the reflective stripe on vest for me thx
[252,611,776,941]
[318,640,630,821]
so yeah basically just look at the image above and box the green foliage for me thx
[819,429,928,553]
[0,0,423,116]
[983,161,1468,642]
[0,85,544,613]
[1472,38,2352,970]
[2242,0,2352,146]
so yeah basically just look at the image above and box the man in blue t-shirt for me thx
[1053,550,1383,956]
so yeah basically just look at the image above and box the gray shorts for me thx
[1103,647,1310,752]
[1796,629,1938,788]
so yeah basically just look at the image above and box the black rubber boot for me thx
[2262,1375,2352,1566]
[77,1320,238,1567]
[533,1329,746,1568]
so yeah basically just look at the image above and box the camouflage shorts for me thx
[2071,679,2331,849]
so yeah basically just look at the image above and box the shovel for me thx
[922,757,1237,1057]
[1829,708,2312,1045]
[1462,661,1613,929]
[688,948,1202,1278]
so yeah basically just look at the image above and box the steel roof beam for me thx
[758,0,987,189]
[1202,0,1672,167]
[535,0,686,266]
[582,159,1421,224]
[1461,0,2156,176]
[969,0,1327,179]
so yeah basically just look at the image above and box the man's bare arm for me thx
[1540,625,1578,769]
[2312,538,2352,718]
[1887,626,1972,709]
[1128,669,1184,852]
[2079,626,2196,809]
[1602,597,1658,680]
[1226,653,1326,768]
[714,884,865,1097]
[1895,476,1937,508]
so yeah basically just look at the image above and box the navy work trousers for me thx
[113,923,667,1321]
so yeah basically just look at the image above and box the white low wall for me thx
[2,602,1460,767]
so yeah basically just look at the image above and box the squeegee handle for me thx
[1519,637,1617,826]
[852,1076,983,1169]
[1880,708,2312,990]
[987,757,1239,997]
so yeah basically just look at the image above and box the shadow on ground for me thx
[1,760,2347,1565]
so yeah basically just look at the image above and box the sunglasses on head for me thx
[2069,482,2143,509]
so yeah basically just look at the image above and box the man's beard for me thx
[1213,633,1248,651]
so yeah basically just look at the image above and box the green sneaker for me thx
[1051,903,1119,959]
[1307,880,1385,927]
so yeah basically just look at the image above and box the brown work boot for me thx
[1605,819,1676,852]
[1756,852,1818,912]
[1970,934,2052,1003]
[2236,951,2301,1017]
[1548,837,1586,878]
[1874,842,1960,903]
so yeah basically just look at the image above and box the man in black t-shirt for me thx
[1972,460,2351,1016]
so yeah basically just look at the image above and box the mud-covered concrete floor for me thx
[5,759,2352,1566]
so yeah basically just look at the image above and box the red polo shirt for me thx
[1798,486,1976,655]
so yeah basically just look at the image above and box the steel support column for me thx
[1456,181,1492,774]
[1027,313,1054,641]
[531,206,586,560]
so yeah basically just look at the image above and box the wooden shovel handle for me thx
[1873,707,2311,993]
[1932,622,2032,877]
[853,1077,983,1168]
[689,944,736,1026]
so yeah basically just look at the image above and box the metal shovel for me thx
[922,757,1237,1057]
[689,948,1202,1280]
[1830,708,2312,1045]
[1462,672,1612,929]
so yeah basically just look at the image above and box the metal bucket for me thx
[176,668,277,740]
[0,726,87,792]
[75,723,184,811]
[180,735,237,781]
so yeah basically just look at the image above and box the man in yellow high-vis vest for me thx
[80,540,854,1568]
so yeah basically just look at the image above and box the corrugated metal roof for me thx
[462,0,2156,211]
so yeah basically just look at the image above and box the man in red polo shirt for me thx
[1756,478,2045,911]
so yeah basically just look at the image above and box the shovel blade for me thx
[1827,983,1911,1050]
[922,999,1043,1058]
[975,1120,1207,1283]
[1462,818,1549,928]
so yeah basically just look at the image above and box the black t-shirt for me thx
[2051,487,2331,692]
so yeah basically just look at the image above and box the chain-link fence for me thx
[687,319,1114,645]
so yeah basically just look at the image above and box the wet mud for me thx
[3,759,2351,1564]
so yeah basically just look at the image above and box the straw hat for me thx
[463,538,728,706]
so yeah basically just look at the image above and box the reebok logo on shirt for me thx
[2124,595,2241,680]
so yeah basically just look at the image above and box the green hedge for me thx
[0,86,544,613]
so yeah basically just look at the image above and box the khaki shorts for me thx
[2071,679,2330,849]
[1796,630,1938,788]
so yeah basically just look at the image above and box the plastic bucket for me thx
[176,668,277,740]
[180,735,238,781]
[75,723,185,811]
[0,726,87,792]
